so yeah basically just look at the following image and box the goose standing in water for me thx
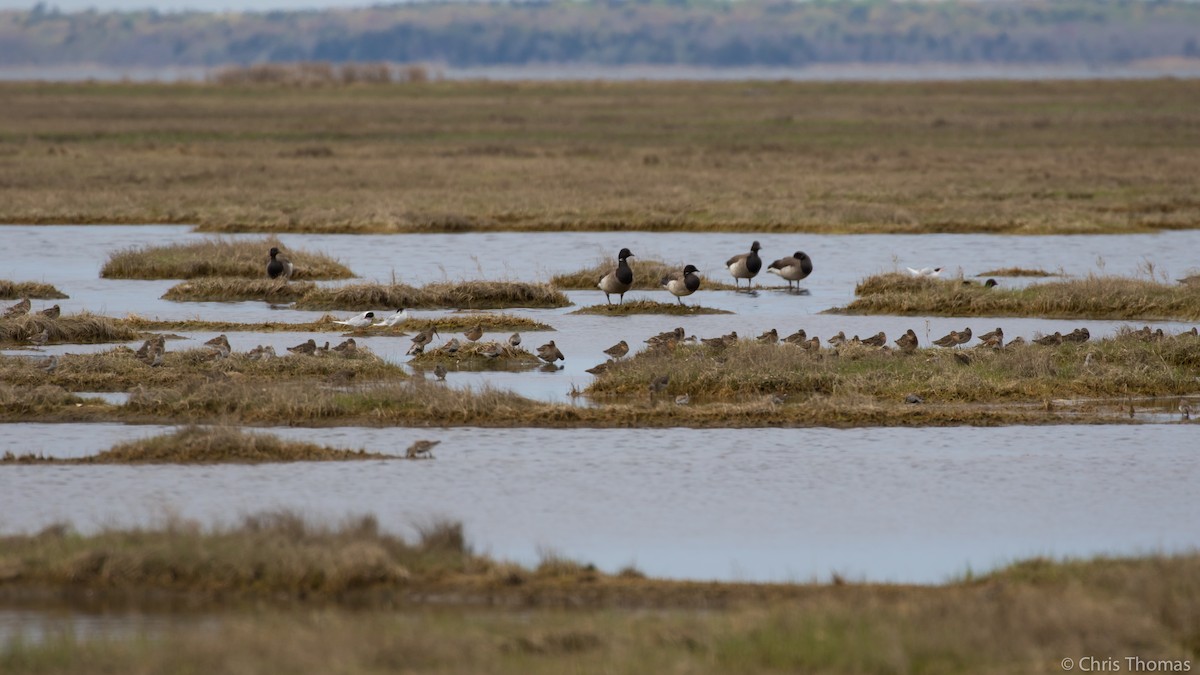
[767,251,813,291]
[597,248,635,305]
[266,247,294,280]
[660,264,701,305]
[726,241,763,289]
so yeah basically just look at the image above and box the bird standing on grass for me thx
[660,264,701,305]
[598,248,635,305]
[767,251,814,291]
[894,330,919,353]
[603,340,629,359]
[27,329,49,348]
[726,241,763,289]
[205,334,231,358]
[433,364,448,381]
[267,247,294,280]
[508,333,521,348]
[3,298,30,318]
[287,338,317,355]
[39,305,60,319]
[332,338,357,354]
[333,312,375,329]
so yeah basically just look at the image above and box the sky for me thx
[0,0,384,10]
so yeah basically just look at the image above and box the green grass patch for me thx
[0,280,68,300]
[838,272,1200,320]
[571,300,732,316]
[101,236,353,280]
[2,426,396,464]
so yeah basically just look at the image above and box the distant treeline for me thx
[3,0,1200,68]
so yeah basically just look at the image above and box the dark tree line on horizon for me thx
[3,0,1200,68]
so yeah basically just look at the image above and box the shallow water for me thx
[1,422,1196,584]
[3,225,1198,402]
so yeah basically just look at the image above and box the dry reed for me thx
[0,312,139,346]
[571,300,732,316]
[101,236,353,280]
[0,280,68,299]
[292,281,569,310]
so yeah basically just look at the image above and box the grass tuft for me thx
[0,280,68,299]
[2,425,397,464]
[101,236,353,280]
[293,281,570,310]
[840,272,1200,320]
[0,312,140,346]
[161,278,314,303]
[119,313,553,334]
[571,300,732,316]
[977,267,1061,278]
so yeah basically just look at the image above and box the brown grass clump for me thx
[551,258,740,291]
[101,236,352,280]
[210,62,428,87]
[119,312,553,334]
[586,330,1200,403]
[161,278,314,303]
[0,280,68,299]
[0,345,405,391]
[571,300,732,316]
[0,312,139,346]
[2,425,395,464]
[841,273,1200,320]
[977,267,1060,278]
[293,281,569,310]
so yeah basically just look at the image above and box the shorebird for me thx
[757,328,779,344]
[406,439,439,459]
[603,340,629,359]
[782,329,807,345]
[861,331,886,347]
[287,338,317,355]
[660,264,701,305]
[767,251,814,291]
[905,393,924,404]
[803,336,821,352]
[39,356,59,374]
[266,247,294,280]
[333,311,375,329]
[646,327,685,348]
[827,331,847,346]
[648,374,669,397]
[1063,327,1090,344]
[701,331,737,348]
[332,338,357,354]
[136,335,166,360]
[373,308,409,327]
[204,334,231,358]
[952,328,973,347]
[2,298,30,318]
[248,345,277,361]
[597,247,635,305]
[508,333,521,347]
[148,349,165,367]
[39,305,60,319]
[536,340,565,363]
[1033,332,1063,346]
[464,324,483,342]
[977,327,1003,347]
[726,241,763,289]
[932,330,959,348]
[433,364,447,381]
[442,338,461,354]
[894,329,919,353]
[1181,401,1192,421]
[407,327,439,355]
[480,343,504,359]
[27,329,49,348]
[674,393,690,406]
[906,266,942,278]
[316,341,331,355]
[585,360,612,375]
[1007,336,1027,347]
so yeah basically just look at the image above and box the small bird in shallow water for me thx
[603,340,629,359]
[433,364,447,381]
[266,247,294,280]
[287,338,317,355]
[767,251,814,291]
[597,247,635,305]
[1181,401,1192,421]
[464,324,484,342]
[333,311,375,329]
[39,305,60,319]
[726,241,763,289]
[536,340,565,363]
[373,308,409,327]
[408,327,439,355]
[508,333,521,347]
[406,439,439,459]
[660,264,701,305]
[2,298,30,318]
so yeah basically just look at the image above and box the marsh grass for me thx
[0,280,67,299]
[0,516,1196,675]
[101,236,353,280]
[0,345,405,391]
[161,278,314,303]
[571,300,732,316]
[292,281,570,310]
[408,340,541,368]
[0,312,139,346]
[551,258,741,291]
[840,273,1200,320]
[120,313,553,334]
[2,426,396,464]
[586,332,1200,403]
[976,267,1060,278]
[6,81,1200,236]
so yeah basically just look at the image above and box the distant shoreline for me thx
[4,62,1200,83]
